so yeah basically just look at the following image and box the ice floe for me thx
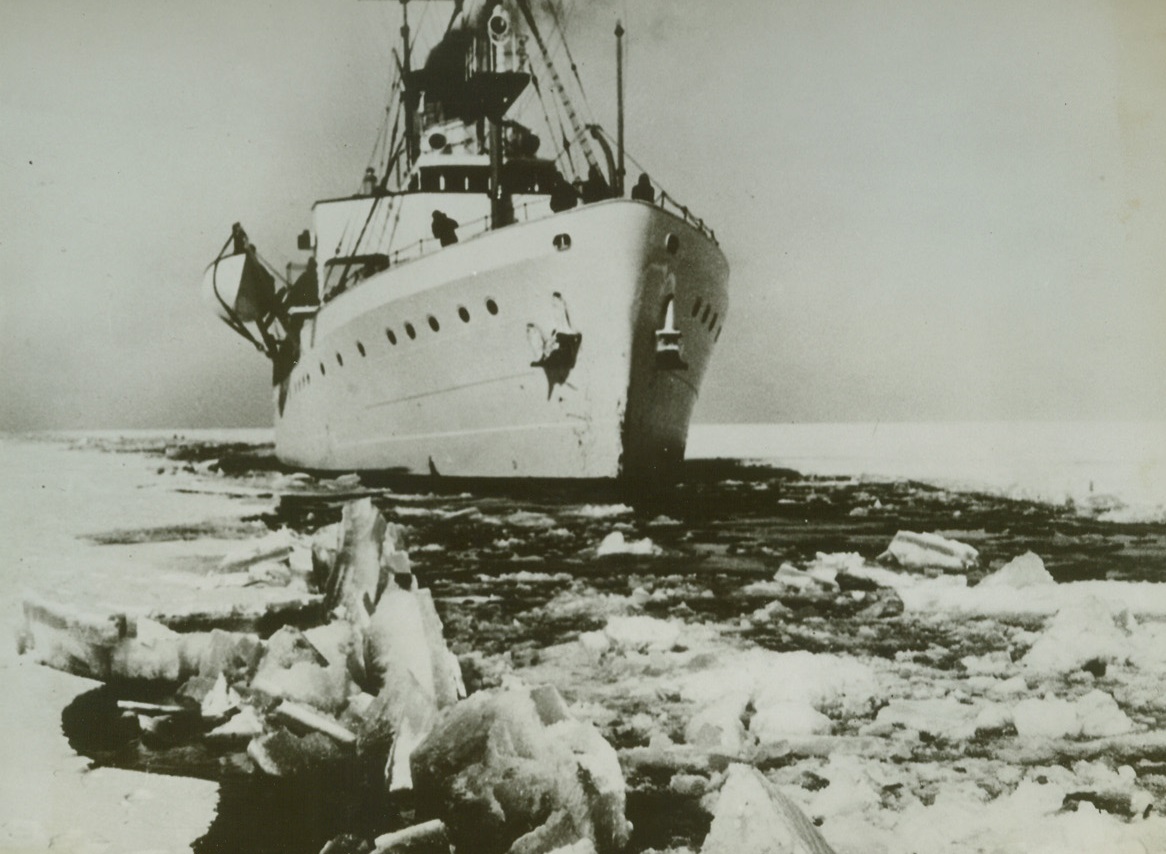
[878,531,979,571]
[595,531,661,556]
[570,504,634,519]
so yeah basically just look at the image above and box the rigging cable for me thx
[514,0,601,175]
[523,70,572,173]
[531,66,578,176]
[545,0,593,119]
[547,78,579,175]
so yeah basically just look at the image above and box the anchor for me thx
[527,292,582,398]
[655,296,687,370]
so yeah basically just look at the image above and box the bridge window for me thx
[419,166,490,193]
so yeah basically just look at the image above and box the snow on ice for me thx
[5,428,1166,854]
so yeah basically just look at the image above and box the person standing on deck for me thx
[581,165,608,203]
[431,210,459,247]
[231,222,251,255]
[361,167,377,195]
[550,175,578,212]
[631,173,654,203]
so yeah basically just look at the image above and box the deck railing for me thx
[322,191,717,303]
[656,190,717,244]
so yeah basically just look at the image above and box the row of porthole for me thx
[298,297,501,386]
[690,295,724,342]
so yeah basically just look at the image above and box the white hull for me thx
[274,200,728,479]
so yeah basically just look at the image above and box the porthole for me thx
[701,305,711,324]
[356,341,366,357]
[553,233,572,251]
[386,329,397,345]
[715,326,723,342]
[428,315,440,332]
[486,298,498,315]
[664,233,679,254]
[710,312,719,331]
[336,353,344,366]
[691,296,703,318]
[405,322,416,339]
[458,306,470,323]
[320,363,326,376]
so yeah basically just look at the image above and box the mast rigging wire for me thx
[544,0,593,119]
[514,0,601,175]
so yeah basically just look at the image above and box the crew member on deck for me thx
[287,257,318,308]
[431,210,459,247]
[361,167,377,195]
[631,173,655,203]
[581,165,608,203]
[231,222,251,255]
[550,175,578,213]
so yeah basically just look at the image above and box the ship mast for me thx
[486,13,508,230]
[400,0,417,169]
[615,20,625,196]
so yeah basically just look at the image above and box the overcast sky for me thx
[1,0,1163,430]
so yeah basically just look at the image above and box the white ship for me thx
[203,0,728,480]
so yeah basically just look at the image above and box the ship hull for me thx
[274,200,728,479]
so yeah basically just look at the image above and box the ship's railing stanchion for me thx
[651,188,715,243]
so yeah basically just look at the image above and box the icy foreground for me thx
[3,428,1166,853]
[518,550,1166,854]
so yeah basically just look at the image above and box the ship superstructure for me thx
[203,0,728,480]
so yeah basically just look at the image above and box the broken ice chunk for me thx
[410,684,631,854]
[979,551,1055,589]
[1022,597,1133,674]
[685,693,749,753]
[878,531,978,571]
[217,529,294,572]
[701,764,836,854]
[596,531,660,557]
